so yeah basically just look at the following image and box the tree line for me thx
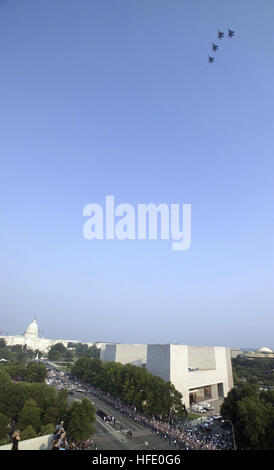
[220,383,274,450]
[0,368,95,445]
[232,356,274,387]
[1,362,48,383]
[47,342,100,362]
[72,357,184,418]
[0,340,41,362]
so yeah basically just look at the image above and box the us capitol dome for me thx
[0,318,107,354]
[24,319,39,338]
[0,318,93,353]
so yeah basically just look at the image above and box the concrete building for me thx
[100,343,147,366]
[146,344,233,409]
[99,342,233,409]
[230,347,274,359]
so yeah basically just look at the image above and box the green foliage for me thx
[25,362,48,383]
[66,398,95,442]
[18,399,42,432]
[2,365,26,381]
[0,369,11,385]
[0,381,29,420]
[20,425,37,441]
[0,365,95,442]
[0,344,35,363]
[0,412,10,440]
[73,343,100,359]
[72,358,184,418]
[260,389,274,405]
[232,356,274,386]
[41,423,55,435]
[1,361,47,383]
[0,364,70,428]
[221,383,274,450]
[48,343,73,362]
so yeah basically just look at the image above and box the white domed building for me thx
[258,347,273,354]
[0,319,94,353]
[24,319,39,338]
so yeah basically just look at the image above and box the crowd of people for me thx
[8,367,233,451]
[52,420,94,450]
[75,379,233,450]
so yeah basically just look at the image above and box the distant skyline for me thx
[0,1,273,348]
[1,317,273,351]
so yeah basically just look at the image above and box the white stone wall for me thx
[147,344,234,409]
[146,344,171,382]
[169,345,189,406]
[115,344,147,366]
[188,346,216,370]
[0,434,54,451]
[100,344,147,366]
[100,344,117,362]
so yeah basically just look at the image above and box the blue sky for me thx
[0,0,273,348]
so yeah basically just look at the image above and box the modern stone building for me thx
[146,344,233,409]
[100,343,147,366]
[100,343,234,409]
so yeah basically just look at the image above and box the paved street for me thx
[70,388,178,450]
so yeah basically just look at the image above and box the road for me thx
[47,362,228,450]
[69,389,178,450]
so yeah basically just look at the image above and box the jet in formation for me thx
[209,28,235,63]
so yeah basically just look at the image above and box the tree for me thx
[0,381,28,420]
[20,425,37,441]
[18,399,42,432]
[72,357,185,417]
[41,423,55,435]
[66,398,95,443]
[0,412,10,440]
[25,362,48,383]
[236,396,268,449]
[48,343,73,362]
[0,369,11,385]
[221,384,274,450]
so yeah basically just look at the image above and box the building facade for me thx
[0,319,102,354]
[146,344,233,409]
[100,343,147,366]
[100,342,234,409]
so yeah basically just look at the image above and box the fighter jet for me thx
[218,30,224,39]
[212,43,219,52]
[208,56,215,64]
[228,29,235,38]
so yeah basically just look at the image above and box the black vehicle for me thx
[96,409,112,422]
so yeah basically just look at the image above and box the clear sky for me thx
[0,0,273,348]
